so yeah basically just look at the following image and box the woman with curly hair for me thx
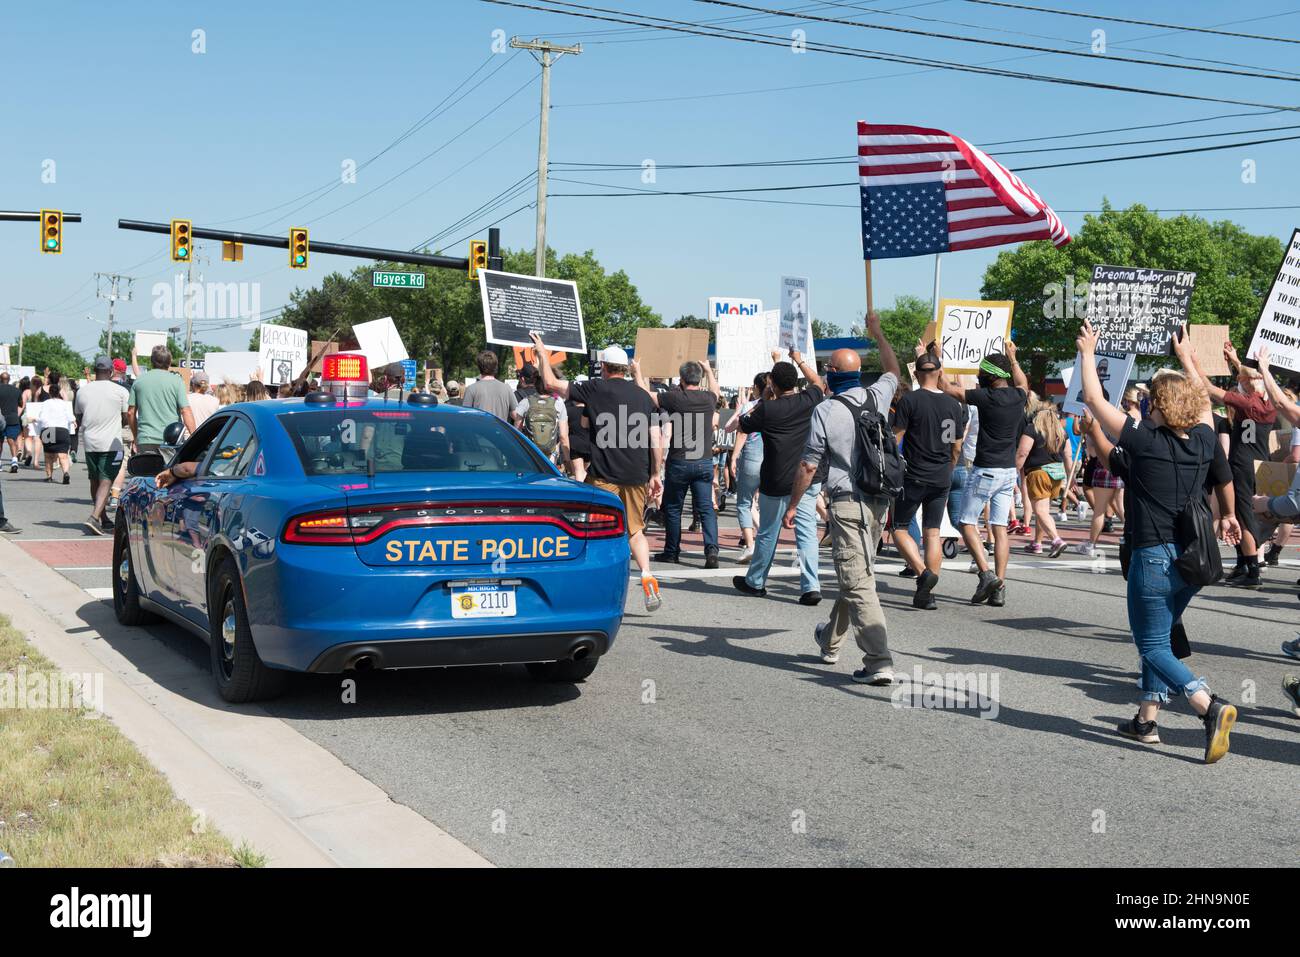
[1077,320,1238,763]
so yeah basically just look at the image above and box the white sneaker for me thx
[737,545,754,564]
[1057,511,1068,523]
[852,667,895,686]
[813,622,839,664]
[1074,542,1096,557]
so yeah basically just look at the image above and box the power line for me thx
[689,0,1300,81]
[960,0,1300,44]
[480,0,1300,112]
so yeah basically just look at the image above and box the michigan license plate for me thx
[451,585,516,619]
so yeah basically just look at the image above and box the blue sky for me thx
[3,0,1298,355]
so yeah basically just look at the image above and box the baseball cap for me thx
[191,369,209,385]
[93,355,112,371]
[915,353,941,372]
[599,346,630,365]
[112,358,127,373]
[447,380,462,395]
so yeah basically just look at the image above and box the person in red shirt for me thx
[1183,337,1276,588]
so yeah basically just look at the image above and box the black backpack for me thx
[1125,431,1221,587]
[834,392,904,499]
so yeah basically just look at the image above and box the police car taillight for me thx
[561,508,624,538]
[319,352,369,401]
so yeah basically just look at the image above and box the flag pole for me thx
[931,253,942,320]
[864,259,874,316]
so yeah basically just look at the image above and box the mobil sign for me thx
[707,297,762,322]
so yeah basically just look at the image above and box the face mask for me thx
[827,369,860,394]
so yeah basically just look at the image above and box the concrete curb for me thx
[0,537,491,868]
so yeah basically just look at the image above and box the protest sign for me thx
[133,330,167,357]
[308,340,339,375]
[634,328,710,379]
[779,277,813,354]
[258,324,308,387]
[1062,351,1136,416]
[511,344,568,370]
[936,299,1014,374]
[0,364,35,380]
[0,345,9,365]
[1247,228,1300,372]
[1188,324,1233,377]
[716,314,769,388]
[204,351,261,385]
[707,297,762,324]
[480,270,585,352]
[353,316,408,366]
[1086,265,1196,356]
[1255,461,1296,498]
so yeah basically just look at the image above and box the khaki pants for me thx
[824,496,893,671]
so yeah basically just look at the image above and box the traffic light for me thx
[468,239,487,280]
[40,209,62,254]
[289,228,309,269]
[170,219,192,262]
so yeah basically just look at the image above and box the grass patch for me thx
[0,616,242,867]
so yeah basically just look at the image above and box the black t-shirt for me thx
[1021,421,1063,472]
[965,386,1027,469]
[0,383,21,426]
[564,399,590,456]
[568,377,657,485]
[1227,409,1272,476]
[739,385,823,497]
[1116,417,1214,549]
[894,388,965,486]
[514,385,537,404]
[657,387,716,462]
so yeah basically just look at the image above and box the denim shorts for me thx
[958,466,1019,527]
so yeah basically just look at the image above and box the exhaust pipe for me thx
[348,653,376,672]
[570,640,596,662]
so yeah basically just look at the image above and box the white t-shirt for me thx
[36,398,76,433]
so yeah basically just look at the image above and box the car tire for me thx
[113,512,159,626]
[526,657,599,683]
[208,555,287,703]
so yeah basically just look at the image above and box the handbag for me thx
[1043,461,1067,481]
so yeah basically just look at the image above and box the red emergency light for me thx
[322,352,368,382]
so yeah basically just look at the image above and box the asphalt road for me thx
[6,458,1298,866]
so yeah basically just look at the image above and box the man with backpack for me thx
[785,311,901,683]
[512,386,571,469]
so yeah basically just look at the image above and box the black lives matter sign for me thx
[1246,228,1300,372]
[478,270,586,353]
[1086,265,1196,356]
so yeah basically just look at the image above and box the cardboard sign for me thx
[779,277,812,354]
[1255,460,1297,498]
[204,351,261,385]
[1247,228,1300,372]
[936,299,1014,374]
[634,328,710,379]
[1187,324,1233,377]
[258,324,308,387]
[1062,351,1136,416]
[480,270,585,353]
[715,314,770,388]
[354,316,409,366]
[308,340,339,375]
[133,330,168,358]
[1087,264,1196,356]
[511,345,567,370]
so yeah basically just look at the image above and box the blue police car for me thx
[112,356,630,702]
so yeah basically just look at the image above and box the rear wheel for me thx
[208,556,287,703]
[942,538,959,560]
[526,657,599,683]
[112,512,158,626]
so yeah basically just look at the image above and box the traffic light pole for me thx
[0,211,83,223]
[118,220,472,271]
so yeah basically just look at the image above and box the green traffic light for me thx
[295,255,305,264]
[46,239,58,249]
[178,248,188,258]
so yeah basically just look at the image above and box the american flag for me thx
[858,122,1070,260]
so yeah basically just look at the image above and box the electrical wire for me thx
[959,0,1300,44]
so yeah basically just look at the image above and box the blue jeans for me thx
[662,457,718,556]
[734,446,763,531]
[1127,544,1209,704]
[959,466,1018,527]
[747,485,821,594]
[948,466,970,527]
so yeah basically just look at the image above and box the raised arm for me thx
[1076,320,1129,439]
[1253,345,1300,426]
[790,350,822,392]
[628,358,660,408]
[1169,324,1216,429]
[1006,339,1029,393]
[528,332,571,400]
[865,310,901,381]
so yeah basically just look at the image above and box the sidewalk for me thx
[0,535,491,868]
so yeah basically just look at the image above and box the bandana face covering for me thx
[827,369,861,394]
[979,358,1011,379]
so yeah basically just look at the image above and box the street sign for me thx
[179,358,205,370]
[372,270,425,289]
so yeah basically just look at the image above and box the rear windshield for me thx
[277,409,545,475]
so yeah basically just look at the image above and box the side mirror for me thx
[126,450,166,478]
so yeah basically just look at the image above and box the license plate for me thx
[451,585,516,619]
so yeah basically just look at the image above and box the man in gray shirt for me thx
[75,356,130,535]
[462,350,515,421]
[787,310,900,685]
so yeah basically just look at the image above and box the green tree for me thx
[981,201,1286,380]
[19,333,84,377]
[811,319,842,340]
[852,294,933,355]
[672,314,714,344]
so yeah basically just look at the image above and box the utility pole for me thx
[183,245,207,366]
[94,273,135,363]
[510,37,581,278]
[10,308,34,365]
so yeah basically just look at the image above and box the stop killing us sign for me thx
[936,299,1015,375]
[1247,228,1300,372]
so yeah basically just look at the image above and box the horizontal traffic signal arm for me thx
[118,219,473,271]
[1,211,83,222]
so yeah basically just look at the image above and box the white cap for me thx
[600,346,630,365]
